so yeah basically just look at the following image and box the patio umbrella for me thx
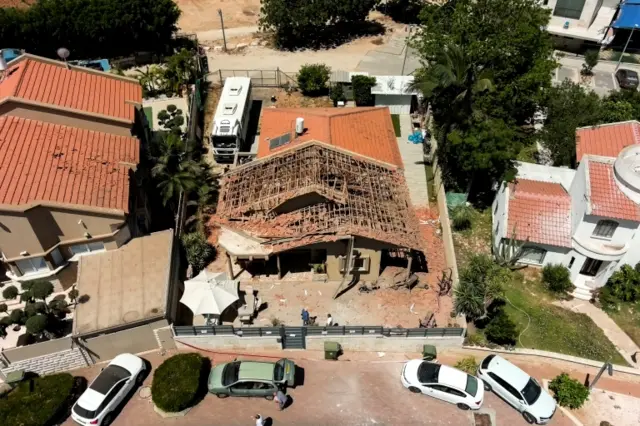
[180,270,239,316]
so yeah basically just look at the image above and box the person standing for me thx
[274,389,287,410]
[253,414,265,426]
[301,307,310,326]
[326,313,333,327]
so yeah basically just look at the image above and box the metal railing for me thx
[173,325,465,338]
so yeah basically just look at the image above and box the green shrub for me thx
[485,310,518,345]
[30,280,54,302]
[9,308,25,325]
[455,254,507,320]
[297,64,331,96]
[542,264,574,293]
[26,314,48,336]
[330,83,346,105]
[605,264,640,302]
[464,331,486,346]
[152,353,206,412]
[549,372,589,409]
[351,75,377,106]
[0,373,77,426]
[454,357,479,375]
[451,204,475,231]
[0,303,7,313]
[2,285,19,300]
[181,232,215,272]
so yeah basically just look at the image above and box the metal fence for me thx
[173,325,465,338]
[208,69,298,88]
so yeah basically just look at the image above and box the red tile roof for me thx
[256,107,403,168]
[587,158,640,221]
[576,122,640,162]
[0,116,139,212]
[507,179,572,247]
[0,56,142,122]
[0,0,34,8]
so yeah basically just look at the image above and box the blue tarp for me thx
[613,3,640,29]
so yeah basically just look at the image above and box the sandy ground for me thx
[176,0,260,33]
[573,388,640,426]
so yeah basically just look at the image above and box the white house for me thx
[493,121,640,300]
[542,0,619,48]
[371,75,418,114]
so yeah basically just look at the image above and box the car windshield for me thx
[73,404,97,419]
[417,362,441,384]
[521,378,542,405]
[465,375,479,396]
[274,362,283,382]
[90,365,130,394]
[222,362,240,386]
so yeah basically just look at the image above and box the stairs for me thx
[571,280,595,301]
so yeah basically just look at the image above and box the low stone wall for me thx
[307,335,464,352]
[1,347,88,377]
[174,335,282,352]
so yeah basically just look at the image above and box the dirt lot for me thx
[176,0,260,33]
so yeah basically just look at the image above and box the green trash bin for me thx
[324,341,341,360]
[422,344,437,361]
[5,369,25,388]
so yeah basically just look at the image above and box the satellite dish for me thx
[57,47,70,61]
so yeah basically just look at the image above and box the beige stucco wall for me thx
[174,335,283,352]
[323,237,386,281]
[0,206,125,260]
[82,319,168,362]
[2,336,74,363]
[0,102,134,137]
[306,335,464,352]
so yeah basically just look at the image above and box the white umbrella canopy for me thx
[180,270,239,316]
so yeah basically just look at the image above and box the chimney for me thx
[295,117,304,135]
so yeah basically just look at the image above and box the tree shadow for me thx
[77,294,90,304]
[293,366,305,388]
[280,21,386,50]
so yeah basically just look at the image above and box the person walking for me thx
[301,307,310,326]
[253,414,265,426]
[274,389,287,410]
[326,313,333,327]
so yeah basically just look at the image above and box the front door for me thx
[580,257,603,277]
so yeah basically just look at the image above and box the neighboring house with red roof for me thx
[493,121,640,301]
[0,54,148,288]
[211,107,420,282]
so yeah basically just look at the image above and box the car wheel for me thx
[522,411,536,424]
[216,393,229,399]
[483,380,492,392]
[102,413,114,426]
[457,403,470,410]
[265,394,274,401]
[136,371,145,385]
[408,386,421,394]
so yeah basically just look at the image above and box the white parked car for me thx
[477,354,556,424]
[401,359,484,410]
[71,353,146,425]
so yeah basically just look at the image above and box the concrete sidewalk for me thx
[557,299,640,369]
[396,114,429,206]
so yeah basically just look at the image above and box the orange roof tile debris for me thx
[212,142,422,252]
[0,56,142,122]
[256,107,404,168]
[0,0,33,8]
[576,121,640,162]
[0,116,139,212]
[587,157,640,221]
[507,179,572,247]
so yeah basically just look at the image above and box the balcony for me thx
[572,234,629,261]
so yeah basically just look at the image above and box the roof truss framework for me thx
[216,142,422,252]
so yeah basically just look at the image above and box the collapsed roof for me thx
[212,141,423,254]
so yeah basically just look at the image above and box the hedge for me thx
[0,373,77,426]
[151,353,206,412]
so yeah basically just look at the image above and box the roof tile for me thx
[0,116,139,212]
[587,158,640,221]
[256,107,403,168]
[0,56,142,122]
[507,179,572,247]
[576,122,640,161]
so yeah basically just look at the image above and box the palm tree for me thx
[185,179,219,232]
[410,43,493,118]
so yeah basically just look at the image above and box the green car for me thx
[208,358,296,399]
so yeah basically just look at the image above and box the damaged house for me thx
[211,107,424,282]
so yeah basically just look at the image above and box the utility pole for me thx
[616,24,639,71]
[218,9,228,52]
[589,359,613,390]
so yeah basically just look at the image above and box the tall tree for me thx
[412,0,556,191]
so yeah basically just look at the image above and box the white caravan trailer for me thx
[211,76,252,162]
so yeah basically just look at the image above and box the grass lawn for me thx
[604,301,640,348]
[453,208,628,365]
[391,114,401,137]
[501,271,628,365]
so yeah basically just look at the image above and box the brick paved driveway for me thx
[63,351,574,426]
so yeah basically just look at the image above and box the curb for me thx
[542,379,583,426]
[460,346,640,376]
